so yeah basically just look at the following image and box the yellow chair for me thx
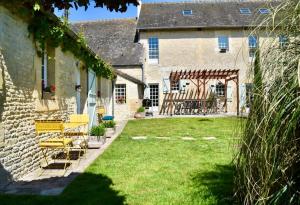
[35,120,72,173]
[64,114,89,157]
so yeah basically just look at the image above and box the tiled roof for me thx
[137,1,280,30]
[72,19,144,66]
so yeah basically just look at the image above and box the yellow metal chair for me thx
[35,120,73,174]
[64,114,89,157]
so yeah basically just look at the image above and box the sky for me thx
[54,0,185,22]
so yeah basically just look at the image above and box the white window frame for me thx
[249,35,258,60]
[42,51,48,89]
[218,36,229,52]
[279,35,288,48]
[259,8,270,14]
[240,8,251,14]
[216,82,225,97]
[171,81,180,92]
[182,10,192,16]
[148,37,159,64]
[115,84,126,104]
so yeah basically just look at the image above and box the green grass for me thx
[0,117,241,205]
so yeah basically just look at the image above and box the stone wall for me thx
[0,6,89,187]
[114,74,143,121]
[139,29,270,113]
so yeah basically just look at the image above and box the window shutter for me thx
[227,85,233,102]
[210,84,216,93]
[239,84,246,109]
[144,86,150,99]
[162,78,170,93]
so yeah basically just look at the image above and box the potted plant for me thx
[89,124,106,147]
[43,84,56,100]
[103,120,116,138]
[134,106,145,119]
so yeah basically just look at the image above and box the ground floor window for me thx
[149,84,159,107]
[171,81,179,92]
[216,82,225,96]
[115,84,126,104]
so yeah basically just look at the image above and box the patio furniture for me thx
[35,120,72,174]
[97,106,115,122]
[64,114,89,158]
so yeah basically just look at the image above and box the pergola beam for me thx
[168,69,240,116]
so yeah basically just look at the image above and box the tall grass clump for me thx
[235,0,300,204]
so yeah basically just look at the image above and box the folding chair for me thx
[35,120,73,174]
[64,114,89,158]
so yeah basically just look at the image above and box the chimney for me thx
[137,0,142,19]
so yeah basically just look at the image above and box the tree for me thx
[0,0,139,12]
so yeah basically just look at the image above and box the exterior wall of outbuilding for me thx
[0,6,112,187]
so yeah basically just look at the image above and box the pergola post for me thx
[224,80,228,113]
[236,75,239,116]
[197,79,200,114]
[203,78,206,114]
[170,79,173,116]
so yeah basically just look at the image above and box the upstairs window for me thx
[240,8,251,14]
[115,84,126,104]
[259,8,270,14]
[279,35,288,48]
[182,10,192,16]
[218,36,229,53]
[248,35,258,58]
[148,37,159,64]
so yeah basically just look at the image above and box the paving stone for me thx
[203,136,217,140]
[155,137,171,140]
[181,137,196,141]
[132,136,147,140]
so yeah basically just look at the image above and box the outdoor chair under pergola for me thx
[160,69,240,116]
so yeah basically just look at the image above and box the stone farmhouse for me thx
[0,0,283,186]
[74,0,282,120]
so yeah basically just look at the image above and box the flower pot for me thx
[105,128,115,138]
[88,135,105,148]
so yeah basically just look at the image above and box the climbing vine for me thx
[1,2,114,79]
[28,11,114,79]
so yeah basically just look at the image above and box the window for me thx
[171,81,179,92]
[115,84,126,104]
[248,35,258,58]
[240,8,251,14]
[182,10,192,15]
[279,35,288,48]
[218,36,229,52]
[148,37,159,63]
[216,82,225,96]
[259,8,270,14]
[41,46,56,99]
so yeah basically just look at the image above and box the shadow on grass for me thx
[0,172,127,205]
[190,164,234,205]
[198,118,213,122]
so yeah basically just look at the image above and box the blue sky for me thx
[55,0,183,22]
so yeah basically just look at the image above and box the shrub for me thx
[103,120,116,128]
[90,124,105,136]
[137,106,145,113]
[235,1,300,204]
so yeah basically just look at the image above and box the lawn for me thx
[0,117,241,205]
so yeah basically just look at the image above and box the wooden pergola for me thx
[168,69,240,115]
